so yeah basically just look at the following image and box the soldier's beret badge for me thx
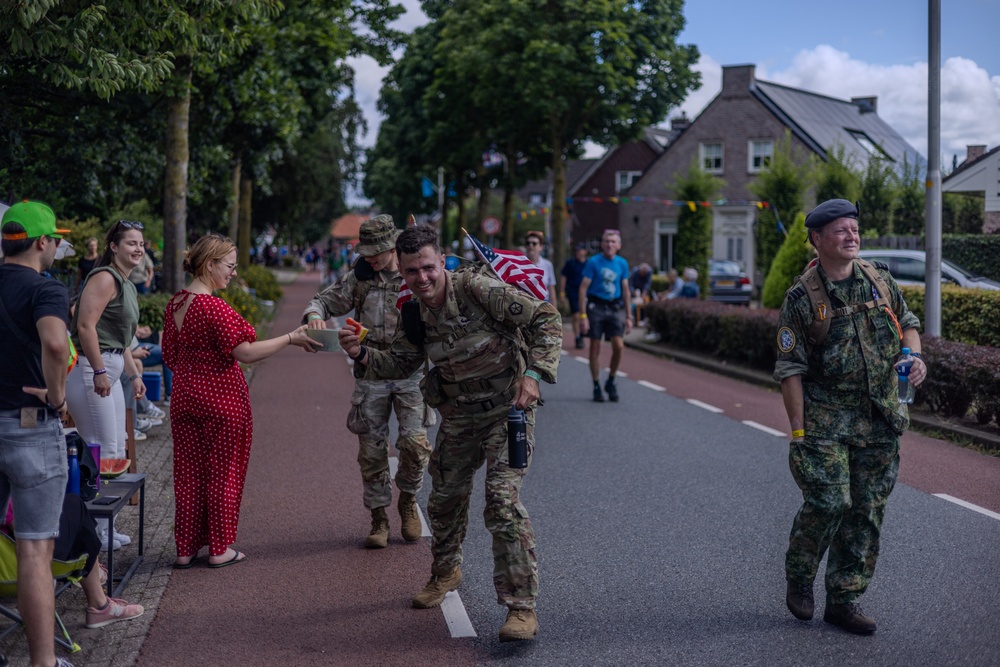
[777,326,796,353]
[509,302,523,315]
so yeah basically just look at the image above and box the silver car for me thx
[857,249,1000,290]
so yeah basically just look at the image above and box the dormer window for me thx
[847,130,890,159]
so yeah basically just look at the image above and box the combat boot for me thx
[365,507,389,549]
[412,567,462,608]
[823,602,877,634]
[398,492,421,542]
[786,579,815,620]
[498,608,539,642]
[593,381,604,402]
[604,377,619,402]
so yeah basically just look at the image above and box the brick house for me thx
[942,144,1000,233]
[618,64,923,277]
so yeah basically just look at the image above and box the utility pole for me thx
[925,0,942,336]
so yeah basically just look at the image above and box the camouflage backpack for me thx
[794,258,892,351]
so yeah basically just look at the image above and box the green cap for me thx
[355,214,400,257]
[1,200,71,240]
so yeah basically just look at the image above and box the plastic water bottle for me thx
[507,406,528,469]
[66,445,81,495]
[896,347,915,405]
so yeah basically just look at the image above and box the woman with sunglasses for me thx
[66,220,147,551]
[164,234,319,569]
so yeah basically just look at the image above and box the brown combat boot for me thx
[498,609,539,642]
[786,579,815,620]
[398,492,421,542]
[365,507,389,549]
[823,602,877,634]
[411,567,462,608]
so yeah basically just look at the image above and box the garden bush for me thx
[761,212,809,309]
[239,264,283,302]
[919,337,1000,425]
[137,293,172,332]
[220,283,268,328]
[942,234,1000,282]
[899,285,1000,348]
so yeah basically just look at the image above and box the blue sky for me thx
[347,0,1000,202]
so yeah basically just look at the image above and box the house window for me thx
[615,171,642,194]
[700,143,723,173]
[847,130,889,159]
[726,237,744,262]
[748,140,773,173]
[528,193,545,206]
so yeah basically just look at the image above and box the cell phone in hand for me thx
[92,495,120,505]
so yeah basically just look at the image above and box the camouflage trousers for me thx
[350,374,433,510]
[785,435,900,604]
[428,402,537,610]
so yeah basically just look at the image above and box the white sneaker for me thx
[135,417,161,432]
[133,430,147,441]
[113,529,132,546]
[99,537,122,552]
[142,404,166,419]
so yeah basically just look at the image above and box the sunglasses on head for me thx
[117,220,144,230]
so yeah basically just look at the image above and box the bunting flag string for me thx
[514,197,772,220]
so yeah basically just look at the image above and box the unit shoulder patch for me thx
[777,326,796,353]
[508,302,523,316]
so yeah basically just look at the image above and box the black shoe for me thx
[786,580,815,620]
[592,382,604,402]
[575,335,585,349]
[604,378,619,402]
[823,602,876,634]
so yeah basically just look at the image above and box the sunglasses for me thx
[525,240,541,246]
[117,220,144,230]
[47,235,63,246]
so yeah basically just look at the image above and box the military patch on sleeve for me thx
[508,302,523,315]
[777,326,796,353]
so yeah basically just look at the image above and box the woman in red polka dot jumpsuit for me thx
[163,234,319,568]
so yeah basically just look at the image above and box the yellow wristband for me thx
[579,313,587,319]
[791,429,805,438]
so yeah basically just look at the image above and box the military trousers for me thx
[428,402,537,610]
[350,374,433,510]
[785,434,900,604]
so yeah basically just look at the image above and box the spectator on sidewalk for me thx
[76,237,99,292]
[301,215,433,549]
[629,262,653,324]
[559,243,589,349]
[0,200,73,667]
[665,266,699,300]
[523,231,558,307]
[775,198,926,635]
[164,234,319,570]
[127,242,154,295]
[578,229,632,403]
[340,223,562,643]
[66,220,148,551]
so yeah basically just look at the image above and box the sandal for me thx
[208,551,247,569]
[172,556,200,570]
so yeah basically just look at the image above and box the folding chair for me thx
[0,530,86,654]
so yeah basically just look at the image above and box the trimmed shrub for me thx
[900,285,1000,348]
[651,274,671,294]
[919,337,1000,425]
[239,264,283,302]
[942,234,1000,282]
[219,284,268,328]
[761,212,810,309]
[137,293,172,332]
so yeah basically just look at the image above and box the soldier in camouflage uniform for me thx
[774,199,927,635]
[339,224,561,642]
[302,215,433,548]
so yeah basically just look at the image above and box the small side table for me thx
[85,473,146,597]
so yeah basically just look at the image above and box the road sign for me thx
[481,216,501,236]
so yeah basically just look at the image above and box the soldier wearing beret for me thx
[339,224,562,642]
[774,199,926,634]
[302,215,433,549]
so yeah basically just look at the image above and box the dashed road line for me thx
[440,591,477,637]
[742,420,787,437]
[933,494,1000,522]
[687,398,724,413]
[637,380,665,392]
[574,356,589,364]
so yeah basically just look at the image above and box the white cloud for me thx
[685,45,1000,165]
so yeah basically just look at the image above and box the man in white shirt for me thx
[524,231,558,308]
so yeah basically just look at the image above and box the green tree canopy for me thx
[669,160,722,297]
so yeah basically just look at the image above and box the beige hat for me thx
[355,215,400,257]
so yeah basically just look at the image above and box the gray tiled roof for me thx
[753,80,924,171]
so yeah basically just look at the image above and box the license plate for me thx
[715,280,734,288]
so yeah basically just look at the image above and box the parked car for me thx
[708,259,752,305]
[857,250,1000,291]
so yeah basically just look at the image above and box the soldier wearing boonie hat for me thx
[300,213,432,550]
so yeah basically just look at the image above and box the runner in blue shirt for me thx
[577,230,631,402]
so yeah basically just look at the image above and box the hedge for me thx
[918,337,1000,426]
[137,293,172,332]
[239,264,283,302]
[942,234,1000,283]
[899,285,1000,348]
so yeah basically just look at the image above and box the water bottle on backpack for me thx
[896,347,915,405]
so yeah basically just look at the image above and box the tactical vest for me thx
[795,259,893,351]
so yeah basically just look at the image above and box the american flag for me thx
[466,234,547,301]
[396,282,414,310]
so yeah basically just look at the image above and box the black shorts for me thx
[567,294,581,314]
[587,299,625,341]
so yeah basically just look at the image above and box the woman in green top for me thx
[65,220,147,550]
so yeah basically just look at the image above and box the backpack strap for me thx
[799,265,831,350]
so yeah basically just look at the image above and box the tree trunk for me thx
[162,66,192,294]
[456,182,466,240]
[228,155,242,241]
[503,152,516,250]
[475,165,490,227]
[550,134,568,275]
[238,175,253,268]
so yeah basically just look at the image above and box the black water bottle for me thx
[507,406,528,469]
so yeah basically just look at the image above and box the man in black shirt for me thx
[0,200,72,667]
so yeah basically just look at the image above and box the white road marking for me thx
[637,380,665,391]
[933,494,1000,522]
[574,356,589,364]
[687,398,724,413]
[741,420,787,437]
[441,591,477,638]
[389,456,398,479]
[603,368,627,377]
[560,349,569,356]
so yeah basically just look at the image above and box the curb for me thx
[624,337,1000,452]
